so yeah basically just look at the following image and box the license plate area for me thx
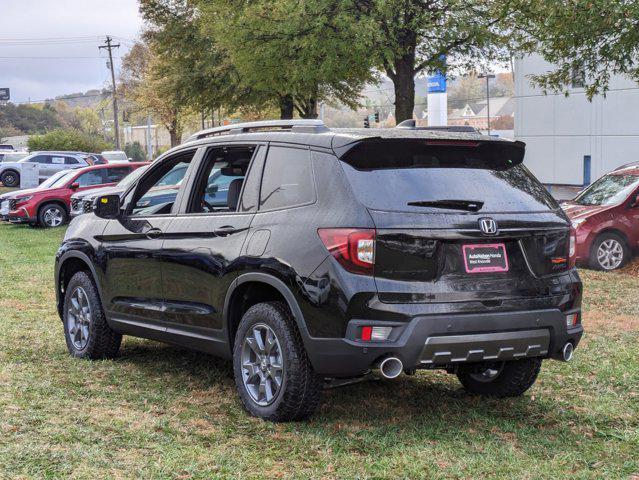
[462,243,509,273]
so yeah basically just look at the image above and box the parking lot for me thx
[0,212,637,478]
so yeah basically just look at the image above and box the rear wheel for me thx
[1,170,19,188]
[589,232,629,271]
[457,358,542,397]
[38,203,67,228]
[233,301,323,421]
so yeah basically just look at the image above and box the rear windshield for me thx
[340,140,558,213]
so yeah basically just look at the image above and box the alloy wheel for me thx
[240,324,284,406]
[67,287,91,350]
[43,207,64,227]
[597,239,624,270]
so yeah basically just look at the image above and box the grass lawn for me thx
[0,223,637,479]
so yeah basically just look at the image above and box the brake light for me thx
[569,228,577,267]
[318,228,376,275]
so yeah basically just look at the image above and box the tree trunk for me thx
[300,97,318,119]
[169,118,182,147]
[393,56,416,124]
[279,94,294,119]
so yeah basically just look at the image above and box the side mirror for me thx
[206,184,219,195]
[94,194,121,219]
[70,182,80,189]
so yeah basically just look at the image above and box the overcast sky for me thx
[0,0,142,103]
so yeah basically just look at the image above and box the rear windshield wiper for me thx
[407,199,484,212]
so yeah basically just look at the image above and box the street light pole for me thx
[478,73,495,135]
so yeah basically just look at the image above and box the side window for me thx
[31,155,51,164]
[259,146,314,210]
[64,156,79,165]
[106,167,131,182]
[51,156,65,165]
[130,150,195,216]
[76,170,106,187]
[187,145,256,213]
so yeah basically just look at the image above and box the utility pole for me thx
[478,73,495,135]
[99,36,121,149]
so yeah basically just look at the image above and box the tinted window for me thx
[259,147,314,210]
[340,140,557,213]
[65,157,80,165]
[30,155,51,164]
[76,170,106,187]
[106,167,131,182]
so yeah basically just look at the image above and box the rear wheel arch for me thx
[37,199,69,216]
[225,273,310,351]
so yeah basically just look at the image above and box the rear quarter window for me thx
[259,146,315,210]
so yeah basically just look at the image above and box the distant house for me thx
[448,96,514,131]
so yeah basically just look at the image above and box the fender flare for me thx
[224,272,311,342]
[56,249,104,316]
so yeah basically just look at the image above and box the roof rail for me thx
[187,119,329,142]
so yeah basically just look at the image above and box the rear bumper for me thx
[304,308,583,377]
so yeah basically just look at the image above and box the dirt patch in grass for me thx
[617,258,639,276]
[584,310,639,333]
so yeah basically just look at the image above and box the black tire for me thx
[457,358,542,398]
[1,170,19,188]
[233,301,323,421]
[589,232,630,271]
[63,271,122,359]
[37,203,67,228]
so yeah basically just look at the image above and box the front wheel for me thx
[457,358,542,397]
[589,233,629,271]
[63,271,122,359]
[38,203,67,228]
[1,170,19,188]
[233,301,323,421]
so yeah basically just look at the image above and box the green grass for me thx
[0,223,637,479]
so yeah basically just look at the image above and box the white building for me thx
[515,55,639,187]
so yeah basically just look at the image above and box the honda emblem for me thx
[479,218,498,235]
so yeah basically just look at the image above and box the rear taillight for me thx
[318,228,376,275]
[569,228,577,267]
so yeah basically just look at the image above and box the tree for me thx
[352,0,516,122]
[27,129,111,153]
[125,141,146,162]
[198,0,373,118]
[514,0,639,99]
[120,41,188,147]
[0,103,61,134]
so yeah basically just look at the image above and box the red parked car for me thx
[2,162,147,228]
[563,164,639,270]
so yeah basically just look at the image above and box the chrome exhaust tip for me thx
[562,342,574,362]
[379,357,403,379]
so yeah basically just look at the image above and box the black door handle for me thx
[146,228,163,239]
[214,225,237,237]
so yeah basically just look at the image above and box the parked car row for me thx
[0,162,148,227]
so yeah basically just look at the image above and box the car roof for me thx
[179,120,519,159]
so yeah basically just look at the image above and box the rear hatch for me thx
[339,138,572,306]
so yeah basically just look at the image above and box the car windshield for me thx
[40,170,75,188]
[102,152,128,161]
[117,165,148,188]
[574,173,639,206]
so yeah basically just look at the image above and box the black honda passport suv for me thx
[55,120,583,421]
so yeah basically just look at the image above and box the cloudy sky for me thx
[0,0,142,103]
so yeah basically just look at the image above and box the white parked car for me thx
[101,150,131,163]
[0,151,90,188]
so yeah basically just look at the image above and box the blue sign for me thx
[427,73,447,93]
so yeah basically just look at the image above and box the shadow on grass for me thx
[115,340,574,434]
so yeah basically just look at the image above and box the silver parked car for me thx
[0,151,91,188]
